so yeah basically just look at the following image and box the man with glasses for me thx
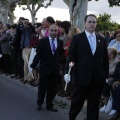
[64,14,109,120]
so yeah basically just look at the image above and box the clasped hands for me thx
[107,77,120,90]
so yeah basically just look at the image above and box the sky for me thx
[14,0,120,23]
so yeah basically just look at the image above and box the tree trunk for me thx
[29,4,36,24]
[0,2,9,24]
[75,0,88,32]
[8,11,15,24]
[31,13,36,24]
[0,0,20,24]
[64,0,88,31]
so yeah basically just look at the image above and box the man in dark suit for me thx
[64,14,109,120]
[30,24,64,112]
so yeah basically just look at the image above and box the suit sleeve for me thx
[65,35,76,73]
[30,39,43,68]
[67,35,76,63]
[60,41,66,64]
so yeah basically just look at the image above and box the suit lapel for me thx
[82,32,93,55]
[94,34,100,55]
[54,38,59,55]
[46,37,53,54]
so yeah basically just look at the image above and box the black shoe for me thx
[33,83,39,86]
[28,79,35,84]
[46,107,58,112]
[15,76,21,79]
[10,75,17,78]
[5,73,12,76]
[57,91,65,96]
[37,105,42,111]
[61,92,68,97]
[23,80,28,84]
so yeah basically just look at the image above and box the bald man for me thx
[31,24,64,112]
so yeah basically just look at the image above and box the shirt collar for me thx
[49,36,57,41]
[85,30,95,38]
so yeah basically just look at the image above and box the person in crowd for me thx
[8,24,19,78]
[107,49,120,120]
[109,31,115,43]
[105,31,111,46]
[20,18,35,83]
[110,82,120,120]
[28,22,42,86]
[37,17,55,39]
[100,48,119,116]
[37,18,48,39]
[55,20,61,38]
[30,24,64,112]
[59,21,71,46]
[108,29,120,51]
[64,14,109,120]
[14,17,25,80]
[97,31,105,38]
[63,26,81,99]
[0,26,4,72]
[64,26,81,57]
[0,22,3,28]
[0,23,12,76]
[57,20,71,97]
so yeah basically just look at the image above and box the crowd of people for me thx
[0,14,120,120]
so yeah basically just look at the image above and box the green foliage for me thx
[108,0,120,7]
[88,0,120,7]
[96,13,120,32]
[19,0,41,5]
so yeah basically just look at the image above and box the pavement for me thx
[0,73,111,120]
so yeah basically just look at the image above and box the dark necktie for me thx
[51,39,55,54]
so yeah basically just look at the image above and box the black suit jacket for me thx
[31,37,64,76]
[66,31,109,86]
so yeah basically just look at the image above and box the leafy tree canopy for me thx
[96,13,120,32]
[88,0,120,7]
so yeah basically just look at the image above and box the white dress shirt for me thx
[85,30,96,55]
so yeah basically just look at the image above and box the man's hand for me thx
[64,74,70,83]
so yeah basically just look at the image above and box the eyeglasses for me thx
[88,21,96,24]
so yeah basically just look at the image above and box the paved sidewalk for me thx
[0,73,111,120]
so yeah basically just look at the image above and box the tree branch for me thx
[63,0,70,7]
[26,0,32,13]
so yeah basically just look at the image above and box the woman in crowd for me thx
[108,29,120,51]
[28,23,42,86]
[57,21,71,97]
[100,47,120,117]
[64,26,81,99]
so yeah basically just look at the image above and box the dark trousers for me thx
[0,57,4,71]
[17,51,24,78]
[102,83,111,97]
[2,54,12,73]
[112,85,120,111]
[37,73,59,108]
[69,82,103,120]
[10,48,18,75]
